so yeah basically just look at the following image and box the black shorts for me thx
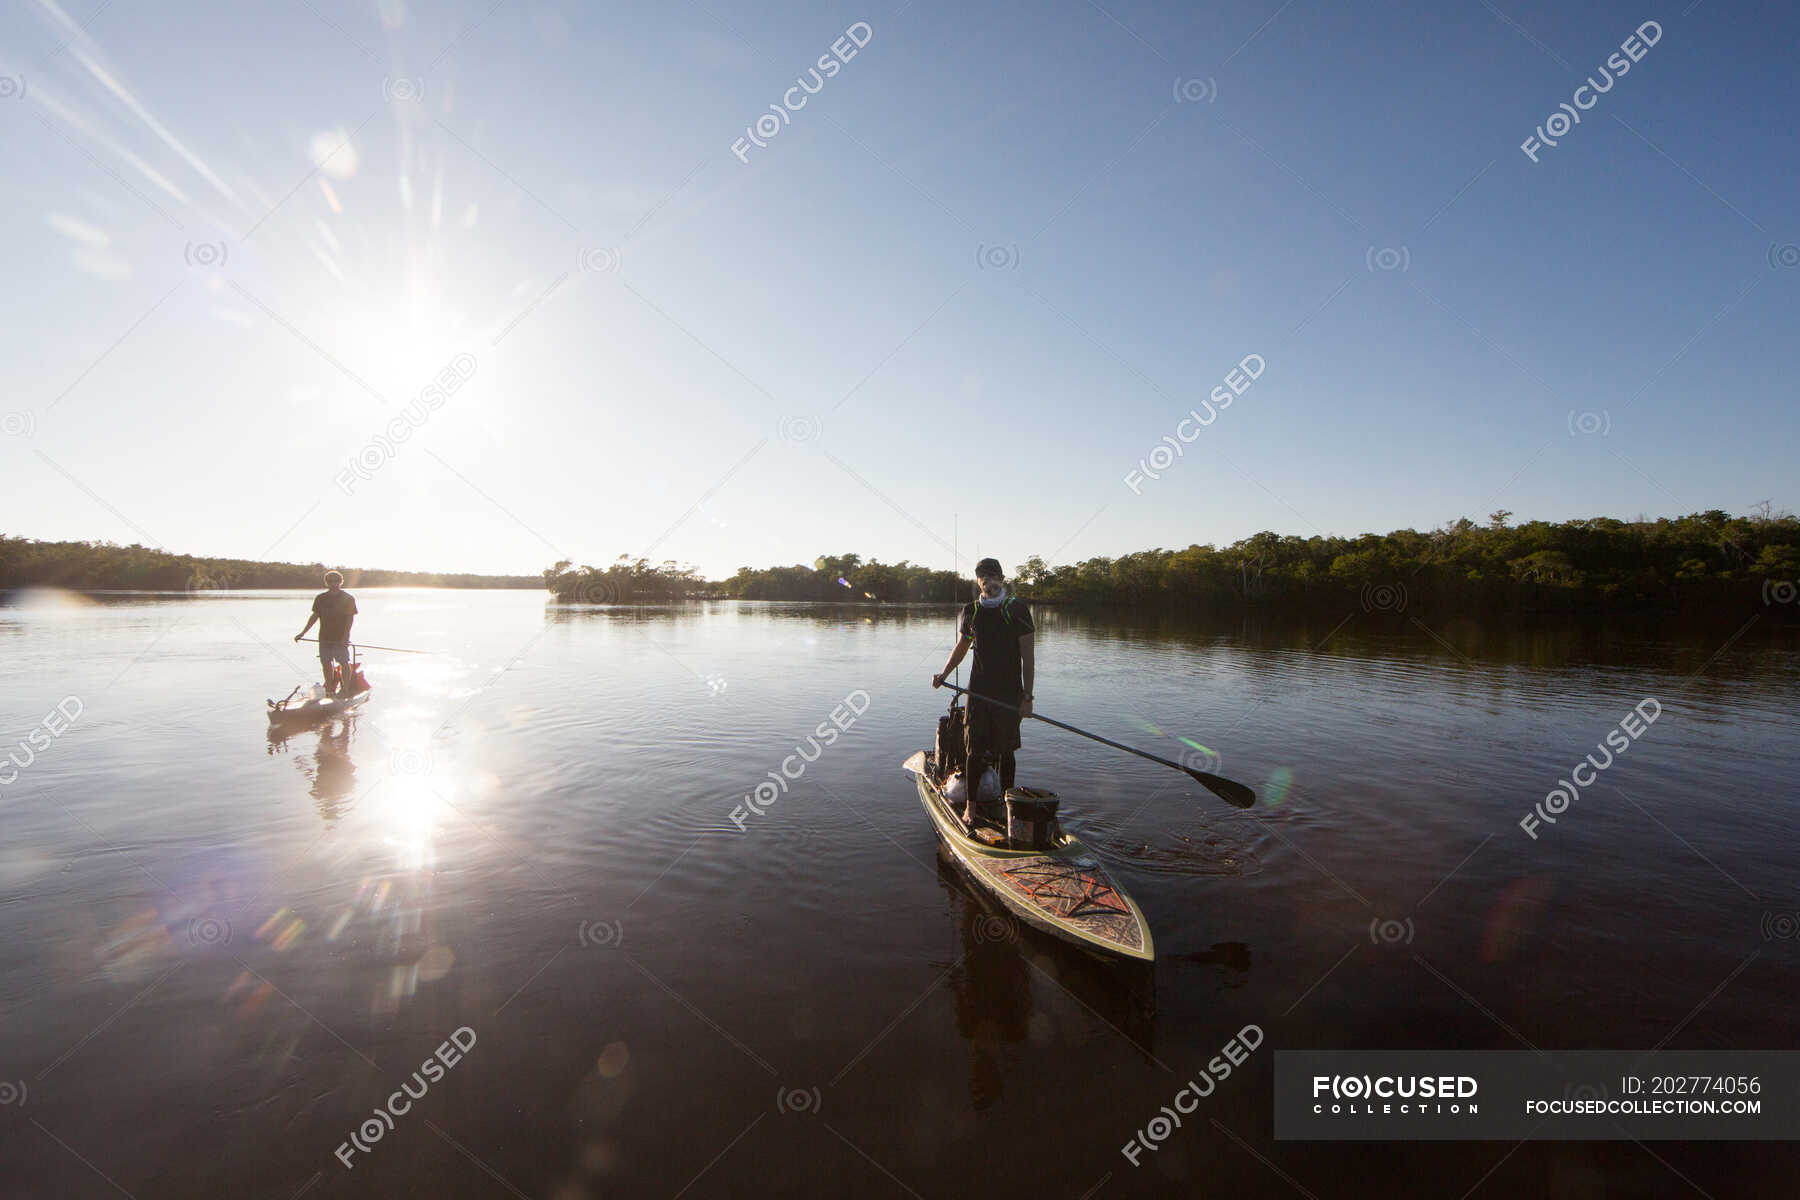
[964,696,1022,760]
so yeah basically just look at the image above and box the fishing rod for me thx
[294,637,433,655]
[953,514,961,693]
[938,682,1257,809]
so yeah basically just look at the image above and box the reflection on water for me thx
[943,859,1034,1111]
[268,720,361,824]
[936,856,1157,1109]
[256,693,458,1020]
[1177,941,1253,973]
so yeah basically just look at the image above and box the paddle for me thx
[938,682,1257,809]
[295,637,432,655]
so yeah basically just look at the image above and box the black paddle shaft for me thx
[296,637,431,655]
[938,682,1256,809]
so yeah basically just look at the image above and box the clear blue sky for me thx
[2,0,1794,579]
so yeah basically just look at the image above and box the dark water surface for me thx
[2,590,1797,1197]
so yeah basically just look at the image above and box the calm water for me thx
[2,590,1797,1198]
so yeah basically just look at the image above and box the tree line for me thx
[0,536,541,591]
[14,508,1797,613]
[544,554,965,603]
[547,510,1800,614]
[1004,510,1799,613]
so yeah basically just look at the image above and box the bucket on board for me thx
[1004,787,1060,850]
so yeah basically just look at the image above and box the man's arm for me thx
[1018,634,1034,718]
[932,635,972,687]
[295,612,318,642]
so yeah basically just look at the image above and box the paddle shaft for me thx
[296,637,431,655]
[939,682,1256,808]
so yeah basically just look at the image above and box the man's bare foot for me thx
[961,808,977,827]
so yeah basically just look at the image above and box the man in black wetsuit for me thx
[294,571,358,694]
[932,557,1035,826]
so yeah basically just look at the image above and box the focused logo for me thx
[1312,1074,1480,1116]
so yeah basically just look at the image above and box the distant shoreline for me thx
[1,534,540,591]
[2,585,541,596]
[543,511,1800,618]
[11,506,1800,617]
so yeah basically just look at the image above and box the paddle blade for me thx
[1189,768,1257,809]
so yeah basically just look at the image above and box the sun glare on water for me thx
[378,771,444,873]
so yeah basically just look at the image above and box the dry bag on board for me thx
[935,698,966,781]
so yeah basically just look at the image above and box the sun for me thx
[335,290,472,401]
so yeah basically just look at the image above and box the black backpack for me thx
[934,697,966,782]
